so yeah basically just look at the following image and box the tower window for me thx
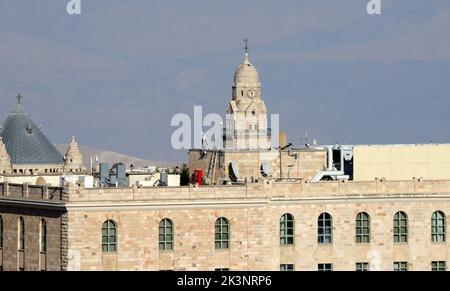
[25,123,33,134]
[241,91,243,97]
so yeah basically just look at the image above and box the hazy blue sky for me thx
[1,1,450,162]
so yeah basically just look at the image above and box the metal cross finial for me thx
[243,38,249,54]
[16,94,23,104]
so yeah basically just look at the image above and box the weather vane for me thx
[243,38,249,54]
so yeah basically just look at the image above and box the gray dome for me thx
[0,104,64,165]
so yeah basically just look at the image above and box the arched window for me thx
[0,215,3,249]
[280,213,295,245]
[394,212,408,243]
[356,212,371,243]
[432,211,446,243]
[18,217,25,251]
[102,220,117,253]
[159,219,174,251]
[215,217,230,249]
[318,213,332,244]
[40,219,47,253]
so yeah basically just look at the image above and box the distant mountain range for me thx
[55,144,178,169]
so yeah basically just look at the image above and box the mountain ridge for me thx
[55,144,178,169]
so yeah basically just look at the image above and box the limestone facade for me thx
[64,179,450,271]
[0,182,66,271]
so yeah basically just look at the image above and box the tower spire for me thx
[244,38,249,54]
[243,38,250,64]
[14,94,24,112]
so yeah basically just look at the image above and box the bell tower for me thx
[224,40,271,150]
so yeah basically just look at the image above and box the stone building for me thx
[224,43,271,151]
[188,46,327,184]
[2,179,450,271]
[0,96,86,186]
[2,47,450,271]
[0,182,66,271]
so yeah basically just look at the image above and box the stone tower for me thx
[0,137,11,174]
[64,136,85,173]
[224,41,271,150]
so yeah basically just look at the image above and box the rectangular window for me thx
[280,264,295,271]
[215,268,230,271]
[318,263,333,271]
[18,219,25,251]
[40,221,47,253]
[356,262,370,271]
[0,216,3,248]
[432,261,446,271]
[393,262,408,271]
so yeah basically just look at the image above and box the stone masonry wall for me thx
[66,179,450,271]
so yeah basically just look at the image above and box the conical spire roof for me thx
[0,96,64,165]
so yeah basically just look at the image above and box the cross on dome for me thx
[16,94,23,104]
[244,38,250,54]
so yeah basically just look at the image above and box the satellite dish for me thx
[228,161,240,182]
[344,152,353,161]
[261,162,270,177]
[279,130,287,149]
